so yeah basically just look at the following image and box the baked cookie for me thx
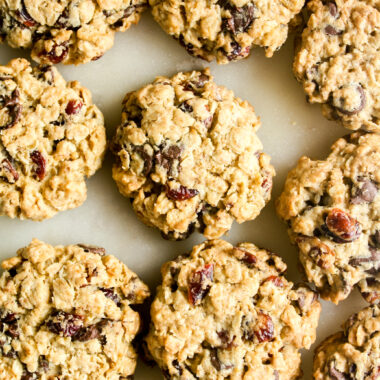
[313,304,380,379]
[0,0,147,65]
[276,132,380,304]
[111,68,275,240]
[0,58,106,221]
[149,0,305,64]
[0,239,150,379]
[145,239,321,379]
[293,0,380,132]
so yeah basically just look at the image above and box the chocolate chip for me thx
[100,288,121,305]
[161,223,195,241]
[46,311,84,337]
[0,88,22,130]
[188,264,214,305]
[329,365,348,380]
[134,146,153,176]
[328,2,339,17]
[172,360,183,375]
[166,185,199,201]
[217,330,235,348]
[370,231,380,249]
[65,100,83,115]
[351,179,378,204]
[1,158,19,183]
[210,348,233,371]
[178,101,193,113]
[77,244,106,256]
[334,84,366,116]
[324,25,343,36]
[155,144,183,176]
[72,324,101,342]
[30,150,46,181]
[20,371,38,380]
[321,208,361,243]
[225,41,250,61]
[222,3,255,34]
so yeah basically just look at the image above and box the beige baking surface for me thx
[0,12,367,379]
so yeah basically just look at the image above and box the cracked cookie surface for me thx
[149,0,305,64]
[0,58,106,221]
[276,132,380,304]
[0,0,147,65]
[313,304,380,379]
[145,239,321,380]
[0,239,150,380]
[293,0,380,131]
[111,68,274,240]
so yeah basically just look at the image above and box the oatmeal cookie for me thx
[313,304,380,379]
[145,239,321,379]
[276,132,380,304]
[111,68,275,240]
[0,58,106,221]
[149,0,305,64]
[0,239,150,380]
[293,0,380,131]
[0,0,147,65]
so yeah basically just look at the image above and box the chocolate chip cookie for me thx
[0,239,150,379]
[150,0,305,64]
[0,0,147,65]
[313,304,380,379]
[145,239,321,379]
[111,68,275,240]
[294,0,380,131]
[0,58,106,221]
[276,132,380,304]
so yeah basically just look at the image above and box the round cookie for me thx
[0,0,147,65]
[111,68,275,240]
[149,0,305,64]
[145,239,321,379]
[293,0,380,132]
[313,304,380,379]
[0,58,106,221]
[0,239,150,379]
[276,132,380,304]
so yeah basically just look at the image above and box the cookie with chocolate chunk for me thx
[146,239,321,379]
[0,58,106,221]
[313,304,380,379]
[111,68,274,240]
[294,0,380,131]
[149,0,305,63]
[276,132,380,304]
[0,239,150,379]
[0,0,147,65]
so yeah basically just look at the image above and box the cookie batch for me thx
[0,0,379,379]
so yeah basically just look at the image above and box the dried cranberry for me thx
[46,311,84,337]
[166,185,199,201]
[225,41,250,61]
[65,100,83,115]
[210,348,233,371]
[328,2,339,17]
[254,312,274,343]
[30,150,46,181]
[324,25,343,36]
[20,370,37,380]
[73,324,101,342]
[265,276,284,287]
[100,288,121,305]
[178,101,193,113]
[77,244,106,256]
[235,248,257,268]
[0,88,22,130]
[188,264,214,305]
[217,330,235,348]
[222,4,255,34]
[1,158,19,183]
[39,42,69,64]
[322,208,361,243]
[16,3,36,27]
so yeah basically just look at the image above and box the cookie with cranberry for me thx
[111,68,274,240]
[0,0,147,65]
[276,132,380,304]
[294,0,380,131]
[145,239,321,379]
[313,304,380,379]
[0,239,150,379]
[149,0,305,64]
[0,58,106,221]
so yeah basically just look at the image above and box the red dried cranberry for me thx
[72,324,101,342]
[65,100,83,115]
[16,4,37,27]
[100,288,121,305]
[1,158,19,183]
[254,311,274,343]
[166,185,199,201]
[30,150,46,181]
[322,208,361,243]
[265,276,284,287]
[0,88,22,130]
[188,264,214,305]
[39,42,69,64]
